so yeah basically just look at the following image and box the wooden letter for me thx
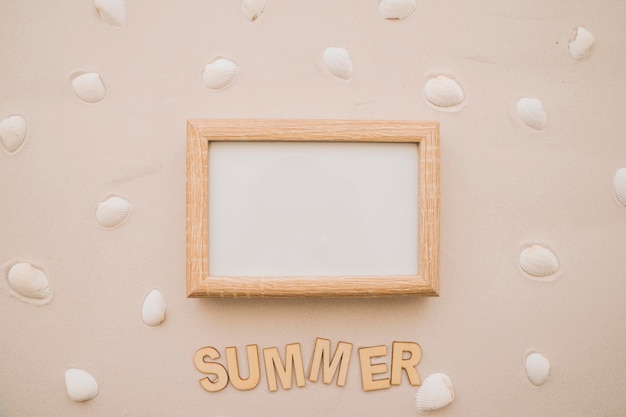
[225,345,261,391]
[358,345,390,392]
[309,338,353,387]
[193,347,229,392]
[390,341,422,386]
[263,343,306,392]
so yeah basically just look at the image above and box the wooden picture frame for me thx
[186,119,440,297]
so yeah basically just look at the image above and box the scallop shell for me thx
[415,373,454,412]
[568,26,594,62]
[96,196,132,228]
[71,72,106,103]
[519,245,559,278]
[378,0,417,20]
[242,0,267,22]
[516,97,547,130]
[141,289,167,327]
[525,352,550,387]
[65,368,99,402]
[94,0,126,27]
[323,47,353,80]
[203,58,239,90]
[7,263,51,301]
[0,115,27,153]
[424,75,464,108]
[613,168,626,206]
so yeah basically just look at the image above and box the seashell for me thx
[203,58,239,91]
[525,352,550,387]
[141,289,167,327]
[378,0,417,20]
[64,368,99,402]
[7,263,51,300]
[519,245,559,278]
[241,0,267,22]
[568,26,594,62]
[0,115,27,153]
[96,195,132,228]
[94,0,126,27]
[71,72,106,103]
[424,75,464,108]
[613,168,626,206]
[415,373,454,412]
[323,47,353,80]
[516,97,547,130]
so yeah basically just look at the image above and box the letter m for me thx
[309,338,353,387]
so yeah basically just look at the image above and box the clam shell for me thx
[203,58,239,90]
[94,0,126,27]
[141,289,167,327]
[96,196,132,228]
[415,373,454,412]
[614,168,626,206]
[568,26,594,62]
[71,72,106,103]
[323,47,353,80]
[519,245,559,278]
[378,0,417,20]
[0,115,27,153]
[242,0,267,22]
[516,97,547,130]
[65,368,99,402]
[424,75,464,108]
[525,352,550,387]
[7,262,51,301]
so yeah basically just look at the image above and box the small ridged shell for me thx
[65,368,99,402]
[378,0,417,20]
[242,0,267,22]
[568,26,594,62]
[141,289,167,327]
[94,0,126,27]
[96,196,132,228]
[614,168,626,206]
[415,373,454,412]
[516,97,547,130]
[203,58,239,90]
[323,47,353,80]
[519,245,559,278]
[0,115,27,153]
[7,263,51,300]
[424,75,464,108]
[71,72,106,103]
[525,352,550,387]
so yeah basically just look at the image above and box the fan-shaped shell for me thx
[323,47,353,80]
[0,115,27,153]
[516,97,547,130]
[96,196,132,228]
[7,263,50,301]
[519,245,559,278]
[525,352,550,387]
[94,0,126,27]
[142,289,167,327]
[65,368,99,402]
[415,373,454,412]
[614,168,626,206]
[242,0,267,22]
[203,58,239,90]
[424,75,464,108]
[71,72,106,103]
[378,0,417,20]
[568,26,594,62]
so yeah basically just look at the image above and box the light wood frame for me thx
[186,119,440,298]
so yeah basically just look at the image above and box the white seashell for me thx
[0,115,27,153]
[7,263,51,300]
[64,368,99,402]
[613,168,626,206]
[568,26,594,62]
[415,373,454,412]
[379,0,417,20]
[203,58,239,90]
[96,196,132,228]
[525,352,550,387]
[519,245,559,278]
[323,47,353,80]
[141,289,167,327]
[71,72,106,103]
[94,0,126,27]
[242,0,267,22]
[516,97,547,130]
[424,75,464,108]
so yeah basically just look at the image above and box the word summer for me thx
[193,338,422,393]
